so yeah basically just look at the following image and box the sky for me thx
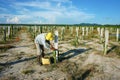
[0,0,120,24]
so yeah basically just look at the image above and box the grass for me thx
[59,61,78,74]
[115,46,120,56]
[45,63,59,72]
[0,65,4,72]
[0,41,7,44]
[106,46,120,58]
[58,60,104,80]
[21,69,35,75]
[0,76,18,80]
[73,64,103,80]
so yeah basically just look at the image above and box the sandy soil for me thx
[0,29,120,80]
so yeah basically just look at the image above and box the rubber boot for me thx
[41,52,45,58]
[37,55,42,65]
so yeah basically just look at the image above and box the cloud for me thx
[14,1,51,10]
[0,0,95,24]
[7,16,20,23]
[51,0,71,3]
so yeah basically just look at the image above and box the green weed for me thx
[0,65,4,72]
[0,76,18,80]
[21,69,34,74]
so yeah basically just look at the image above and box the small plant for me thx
[70,38,79,47]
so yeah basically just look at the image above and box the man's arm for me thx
[50,41,55,50]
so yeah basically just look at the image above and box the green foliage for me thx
[53,51,56,64]
[70,37,79,47]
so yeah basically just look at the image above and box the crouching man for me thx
[34,32,55,65]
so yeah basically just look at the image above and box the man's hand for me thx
[51,46,55,50]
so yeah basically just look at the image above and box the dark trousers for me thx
[35,43,45,65]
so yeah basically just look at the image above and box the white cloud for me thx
[51,0,71,3]
[14,1,51,10]
[7,16,20,23]
[0,0,95,24]
[57,2,61,7]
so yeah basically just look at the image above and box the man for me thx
[35,32,55,65]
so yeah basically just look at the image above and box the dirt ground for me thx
[0,29,120,80]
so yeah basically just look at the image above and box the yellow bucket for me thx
[42,57,51,65]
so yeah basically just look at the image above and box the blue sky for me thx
[0,0,120,24]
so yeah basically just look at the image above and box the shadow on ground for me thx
[0,56,37,66]
[76,69,92,80]
[60,48,92,60]
[107,45,117,54]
